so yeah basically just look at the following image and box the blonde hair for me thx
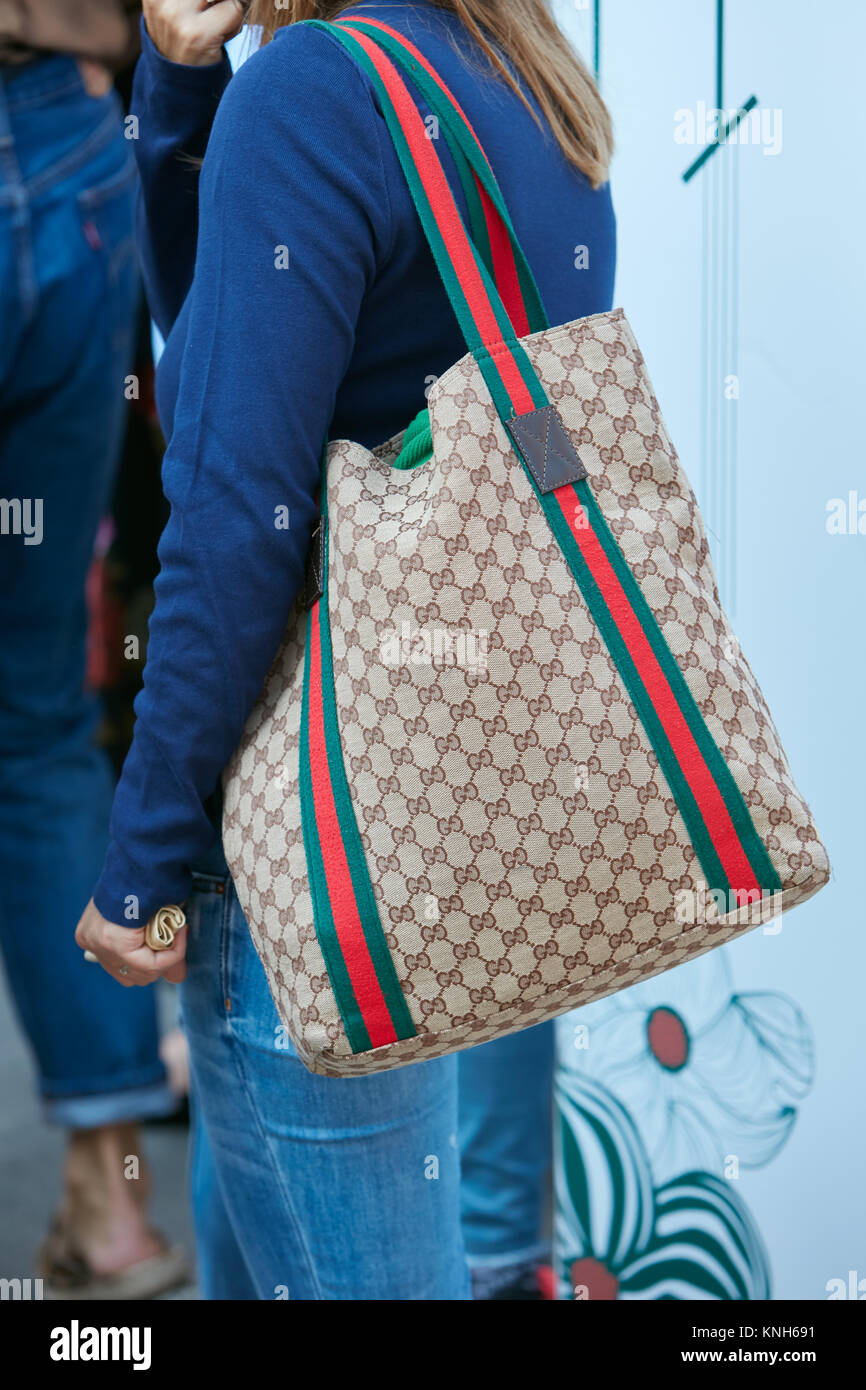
[244,1,613,187]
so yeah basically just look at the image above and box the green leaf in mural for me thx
[555,1074,772,1300]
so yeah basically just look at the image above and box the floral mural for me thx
[555,1069,772,1299]
[554,949,815,1299]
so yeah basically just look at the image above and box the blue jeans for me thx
[459,1022,554,1276]
[181,865,471,1300]
[0,56,173,1125]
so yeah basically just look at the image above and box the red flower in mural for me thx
[646,1005,690,1071]
[569,1256,619,1301]
[558,949,814,1184]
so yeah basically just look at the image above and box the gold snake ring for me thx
[144,905,187,952]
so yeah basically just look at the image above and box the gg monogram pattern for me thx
[222,309,829,1077]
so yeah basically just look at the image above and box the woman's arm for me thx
[92,24,394,926]
[132,23,230,336]
[133,1,244,336]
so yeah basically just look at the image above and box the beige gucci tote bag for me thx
[222,18,829,1076]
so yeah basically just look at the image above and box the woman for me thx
[76,0,615,1299]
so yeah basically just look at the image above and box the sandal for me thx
[38,1217,190,1300]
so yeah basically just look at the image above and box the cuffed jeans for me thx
[0,55,173,1125]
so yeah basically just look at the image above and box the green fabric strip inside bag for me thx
[393,406,433,470]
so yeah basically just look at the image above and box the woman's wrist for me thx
[143,24,228,72]
[94,838,193,932]
[141,20,230,81]
[141,20,232,92]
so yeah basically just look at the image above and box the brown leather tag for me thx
[506,404,588,494]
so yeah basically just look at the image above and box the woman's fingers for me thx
[102,935,188,983]
[143,0,246,67]
[101,934,189,986]
[198,1,247,50]
[126,933,189,980]
[104,961,153,988]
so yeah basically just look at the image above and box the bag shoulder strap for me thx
[336,14,548,338]
[307,16,552,435]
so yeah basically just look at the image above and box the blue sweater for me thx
[93,2,616,925]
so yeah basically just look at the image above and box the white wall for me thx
[554,0,865,1301]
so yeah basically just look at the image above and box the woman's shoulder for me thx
[224,7,471,125]
[200,19,393,195]
[199,22,396,263]
[224,19,379,118]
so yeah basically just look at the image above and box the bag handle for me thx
[336,15,549,339]
[308,17,552,433]
[333,16,550,469]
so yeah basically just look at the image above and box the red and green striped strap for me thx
[299,19,780,1054]
[342,14,547,473]
[337,15,547,337]
[312,19,546,421]
[299,448,417,1051]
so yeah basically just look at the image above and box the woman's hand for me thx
[75,899,188,987]
[143,0,247,67]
